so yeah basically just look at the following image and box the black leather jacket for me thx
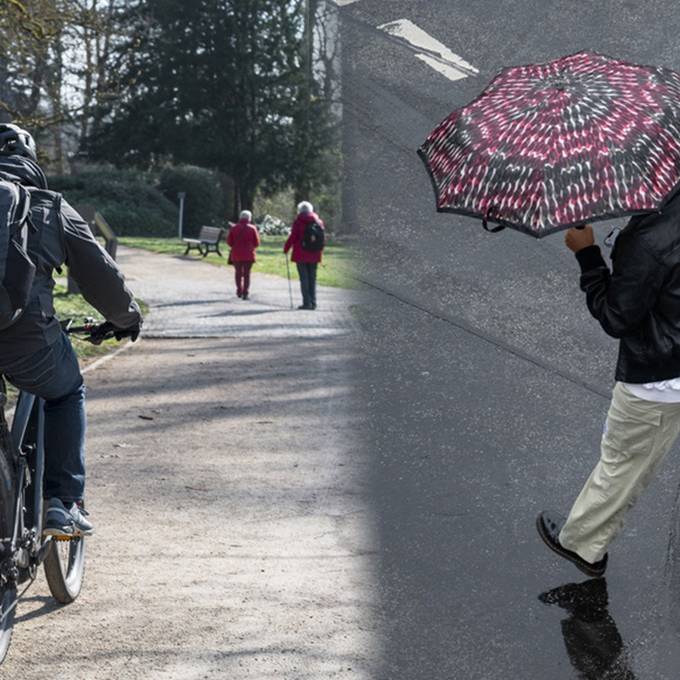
[576,193,680,383]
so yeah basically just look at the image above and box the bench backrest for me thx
[199,226,223,242]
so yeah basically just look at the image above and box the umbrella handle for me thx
[482,217,505,233]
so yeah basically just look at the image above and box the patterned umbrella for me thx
[418,51,680,237]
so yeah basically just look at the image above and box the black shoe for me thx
[311,303,317,310]
[242,293,248,300]
[298,304,311,310]
[536,511,607,578]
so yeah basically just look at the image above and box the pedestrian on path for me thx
[537,193,680,578]
[283,201,325,310]
[227,210,260,300]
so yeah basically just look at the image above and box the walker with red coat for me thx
[283,201,325,310]
[227,211,260,300]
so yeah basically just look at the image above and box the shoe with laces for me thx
[43,498,94,538]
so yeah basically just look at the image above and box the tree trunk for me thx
[50,23,65,174]
[232,181,241,221]
[239,182,254,213]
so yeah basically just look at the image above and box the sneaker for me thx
[43,498,94,538]
[536,511,607,578]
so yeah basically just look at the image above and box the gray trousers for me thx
[296,262,318,307]
[559,382,680,563]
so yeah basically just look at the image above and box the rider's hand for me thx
[565,225,595,253]
[89,321,140,344]
[116,325,140,342]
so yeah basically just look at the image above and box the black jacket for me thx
[576,192,680,383]
[0,156,142,365]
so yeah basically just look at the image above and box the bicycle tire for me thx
[0,429,16,663]
[43,536,85,604]
[0,584,16,664]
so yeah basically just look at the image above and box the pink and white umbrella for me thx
[418,51,680,237]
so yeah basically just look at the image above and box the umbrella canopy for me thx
[418,51,680,237]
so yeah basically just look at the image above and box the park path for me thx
[2,247,381,679]
[117,246,360,339]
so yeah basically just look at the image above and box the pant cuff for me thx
[559,529,605,564]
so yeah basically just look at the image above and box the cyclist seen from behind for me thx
[0,123,142,538]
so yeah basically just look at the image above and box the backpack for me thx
[301,220,325,252]
[0,180,35,330]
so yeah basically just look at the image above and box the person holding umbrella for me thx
[283,201,325,310]
[537,211,680,578]
[227,210,260,300]
[419,51,680,577]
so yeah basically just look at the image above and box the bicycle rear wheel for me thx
[43,536,85,604]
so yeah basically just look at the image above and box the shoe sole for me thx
[43,526,93,539]
[535,514,606,578]
[43,527,75,539]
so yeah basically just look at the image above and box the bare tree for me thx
[0,0,135,169]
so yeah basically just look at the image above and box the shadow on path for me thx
[14,595,62,624]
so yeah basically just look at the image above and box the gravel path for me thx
[3,247,380,679]
[117,246,361,339]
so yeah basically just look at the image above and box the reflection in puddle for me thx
[539,579,636,679]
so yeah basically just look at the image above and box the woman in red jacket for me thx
[283,201,325,310]
[227,211,260,300]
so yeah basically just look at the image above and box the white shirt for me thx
[623,379,680,403]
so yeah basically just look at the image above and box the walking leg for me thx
[296,263,310,308]
[234,262,243,297]
[309,263,318,308]
[559,383,680,563]
[243,262,252,297]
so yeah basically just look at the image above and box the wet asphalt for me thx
[341,2,680,678]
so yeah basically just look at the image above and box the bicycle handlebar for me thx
[62,318,140,345]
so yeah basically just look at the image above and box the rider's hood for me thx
[0,155,48,190]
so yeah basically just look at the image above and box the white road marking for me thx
[335,0,361,5]
[377,18,479,81]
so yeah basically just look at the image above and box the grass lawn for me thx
[119,235,356,289]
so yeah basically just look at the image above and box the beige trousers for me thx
[559,382,680,564]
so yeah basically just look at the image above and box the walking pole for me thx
[284,252,294,309]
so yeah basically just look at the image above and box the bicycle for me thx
[0,319,134,663]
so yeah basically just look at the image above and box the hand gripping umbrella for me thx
[418,51,680,237]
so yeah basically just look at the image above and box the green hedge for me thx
[158,165,225,238]
[49,166,178,237]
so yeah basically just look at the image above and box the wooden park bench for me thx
[182,226,225,257]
